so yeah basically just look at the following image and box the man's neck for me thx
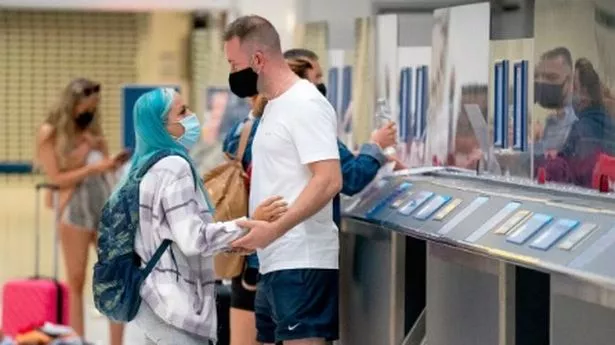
[260,64,299,100]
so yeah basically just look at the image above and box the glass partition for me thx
[422,0,615,189]
[424,2,492,171]
[531,0,615,190]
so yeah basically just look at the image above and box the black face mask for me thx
[534,81,566,109]
[75,111,94,130]
[316,83,327,97]
[228,67,258,98]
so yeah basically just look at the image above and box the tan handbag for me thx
[204,120,254,279]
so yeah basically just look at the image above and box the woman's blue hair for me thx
[114,88,210,207]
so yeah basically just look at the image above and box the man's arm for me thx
[271,159,342,237]
[269,97,342,236]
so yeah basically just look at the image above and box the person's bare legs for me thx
[87,233,125,345]
[109,322,124,345]
[230,308,259,345]
[60,222,95,337]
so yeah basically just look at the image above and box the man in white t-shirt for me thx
[224,15,342,345]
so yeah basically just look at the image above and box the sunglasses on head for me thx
[82,84,101,97]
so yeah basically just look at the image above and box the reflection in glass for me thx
[538,58,615,187]
[531,0,615,191]
[425,3,491,170]
[533,47,576,157]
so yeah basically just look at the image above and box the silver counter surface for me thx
[343,169,615,288]
[339,169,615,345]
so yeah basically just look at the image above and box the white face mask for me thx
[175,114,202,150]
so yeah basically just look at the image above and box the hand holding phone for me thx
[113,150,132,166]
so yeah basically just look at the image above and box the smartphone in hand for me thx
[113,149,133,165]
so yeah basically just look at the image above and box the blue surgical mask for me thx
[176,114,201,150]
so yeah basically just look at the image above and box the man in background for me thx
[534,46,578,157]
[496,47,577,176]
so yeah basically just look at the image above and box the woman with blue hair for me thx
[121,88,257,344]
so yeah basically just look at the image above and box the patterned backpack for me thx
[93,150,177,322]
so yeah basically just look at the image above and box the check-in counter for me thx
[340,168,615,345]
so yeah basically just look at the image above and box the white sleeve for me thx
[289,98,340,165]
[160,161,246,257]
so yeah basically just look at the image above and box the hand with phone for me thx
[89,150,131,174]
[113,150,132,166]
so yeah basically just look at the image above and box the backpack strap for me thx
[134,151,178,276]
[136,150,176,179]
[143,239,172,277]
[236,120,254,163]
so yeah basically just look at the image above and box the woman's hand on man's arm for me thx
[252,196,288,222]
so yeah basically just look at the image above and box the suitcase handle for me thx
[34,183,61,280]
[33,183,65,324]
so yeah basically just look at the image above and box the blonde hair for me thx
[251,94,268,117]
[285,57,313,80]
[44,78,103,169]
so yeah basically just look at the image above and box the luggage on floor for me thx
[2,183,70,336]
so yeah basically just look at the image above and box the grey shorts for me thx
[62,173,114,230]
[62,151,116,231]
[134,303,212,345]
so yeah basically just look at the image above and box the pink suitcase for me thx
[2,183,70,336]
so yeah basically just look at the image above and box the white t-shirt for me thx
[250,79,340,274]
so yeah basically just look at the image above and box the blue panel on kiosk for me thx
[493,61,509,148]
[506,213,553,245]
[365,182,413,219]
[399,67,412,142]
[398,191,434,216]
[512,61,528,151]
[342,66,353,133]
[414,66,429,139]
[122,84,181,150]
[530,219,579,251]
[390,191,415,209]
[413,194,451,220]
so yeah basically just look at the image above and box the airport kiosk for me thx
[339,168,615,345]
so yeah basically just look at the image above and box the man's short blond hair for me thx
[223,15,281,53]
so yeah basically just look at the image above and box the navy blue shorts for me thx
[254,268,339,343]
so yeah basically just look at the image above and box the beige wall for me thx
[0,10,195,295]
[294,21,329,71]
[352,17,375,147]
[136,11,193,104]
